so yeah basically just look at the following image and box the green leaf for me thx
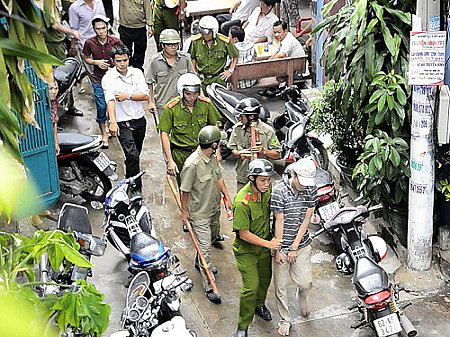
[390,147,401,167]
[373,137,381,152]
[365,34,375,76]
[387,94,395,110]
[377,93,387,112]
[369,89,385,104]
[374,155,383,170]
[59,245,92,268]
[393,137,408,148]
[385,7,411,25]
[369,157,377,176]
[366,18,378,33]
[396,87,407,105]
[321,0,340,16]
[0,38,63,66]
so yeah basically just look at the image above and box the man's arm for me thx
[291,207,314,250]
[107,100,119,136]
[254,36,268,43]
[148,84,156,111]
[217,178,232,210]
[239,229,282,249]
[160,131,178,176]
[180,191,190,224]
[145,0,154,37]
[51,22,80,40]
[269,51,286,60]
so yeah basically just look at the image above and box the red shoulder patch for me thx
[198,95,210,102]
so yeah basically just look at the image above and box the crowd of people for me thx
[47,1,315,336]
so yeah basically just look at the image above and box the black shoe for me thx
[212,240,225,249]
[257,88,275,98]
[235,328,248,337]
[205,289,221,304]
[69,110,84,117]
[255,305,272,321]
[194,263,218,275]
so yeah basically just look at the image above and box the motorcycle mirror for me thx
[110,331,130,337]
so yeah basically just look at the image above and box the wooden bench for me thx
[229,56,307,91]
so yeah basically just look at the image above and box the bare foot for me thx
[277,322,291,336]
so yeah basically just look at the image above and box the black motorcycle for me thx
[57,132,117,208]
[312,205,417,337]
[103,171,154,259]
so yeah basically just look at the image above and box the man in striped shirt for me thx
[270,157,317,336]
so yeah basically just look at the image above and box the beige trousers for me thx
[191,211,220,291]
[272,244,313,323]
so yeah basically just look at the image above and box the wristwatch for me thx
[128,93,132,100]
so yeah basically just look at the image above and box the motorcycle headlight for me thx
[127,308,140,322]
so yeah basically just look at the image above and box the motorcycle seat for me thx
[130,232,168,264]
[58,133,96,152]
[53,58,80,94]
[353,257,389,297]
[215,85,246,109]
[285,101,306,122]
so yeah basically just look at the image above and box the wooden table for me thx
[185,0,238,19]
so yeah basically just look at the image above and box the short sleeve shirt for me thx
[189,34,239,76]
[180,148,224,220]
[244,7,278,43]
[145,51,194,111]
[82,35,123,83]
[228,120,282,183]
[232,183,272,254]
[271,176,318,250]
[158,97,221,148]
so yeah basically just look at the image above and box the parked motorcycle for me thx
[312,205,417,337]
[58,132,117,208]
[110,268,196,337]
[272,85,329,169]
[37,203,106,296]
[103,171,155,259]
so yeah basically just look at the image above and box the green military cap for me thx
[198,125,226,145]
[160,29,181,44]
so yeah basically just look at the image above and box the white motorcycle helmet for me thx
[367,235,388,262]
[164,0,179,8]
[199,15,219,38]
[177,73,201,97]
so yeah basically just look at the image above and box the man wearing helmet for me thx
[145,29,194,118]
[153,0,187,52]
[158,73,221,186]
[228,97,282,192]
[189,15,239,93]
[271,157,317,336]
[232,159,283,337]
[180,126,232,304]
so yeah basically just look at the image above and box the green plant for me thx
[352,130,410,205]
[0,230,110,336]
[437,179,450,202]
[310,80,365,162]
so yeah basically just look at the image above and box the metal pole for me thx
[408,0,440,271]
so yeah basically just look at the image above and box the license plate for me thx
[318,201,340,222]
[374,313,402,337]
[93,152,111,171]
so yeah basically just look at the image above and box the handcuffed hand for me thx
[275,250,287,264]
[267,238,283,250]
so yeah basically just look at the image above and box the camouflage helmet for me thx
[247,159,275,178]
[198,125,226,145]
[160,29,181,44]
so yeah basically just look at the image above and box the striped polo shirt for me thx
[270,175,318,250]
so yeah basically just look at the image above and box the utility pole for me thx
[408,0,440,271]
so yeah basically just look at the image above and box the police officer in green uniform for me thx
[228,98,282,192]
[189,15,239,93]
[232,159,283,337]
[180,125,232,304]
[158,73,221,186]
[153,0,187,52]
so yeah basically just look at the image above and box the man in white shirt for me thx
[102,45,149,192]
[269,20,309,77]
[217,0,260,36]
[243,0,278,43]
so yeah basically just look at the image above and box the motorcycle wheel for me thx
[308,138,329,170]
[79,164,112,203]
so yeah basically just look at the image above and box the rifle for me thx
[249,121,261,160]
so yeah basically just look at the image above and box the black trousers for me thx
[117,117,147,190]
[118,25,147,71]
[103,0,114,27]
[216,14,242,36]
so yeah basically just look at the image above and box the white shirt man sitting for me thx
[243,0,279,43]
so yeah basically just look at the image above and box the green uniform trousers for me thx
[201,74,226,96]
[153,5,179,52]
[172,147,195,186]
[234,247,272,330]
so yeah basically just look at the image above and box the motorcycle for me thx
[103,171,155,259]
[37,203,106,296]
[312,205,417,337]
[272,85,329,169]
[58,132,117,208]
[110,268,196,337]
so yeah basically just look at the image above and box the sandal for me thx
[277,322,291,336]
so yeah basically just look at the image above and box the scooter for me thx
[312,205,417,337]
[58,133,117,208]
[103,171,155,259]
[111,269,196,337]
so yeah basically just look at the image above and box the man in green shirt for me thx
[228,98,282,192]
[153,0,187,52]
[189,15,239,93]
[145,29,194,118]
[158,73,221,186]
[180,125,232,304]
[233,159,282,337]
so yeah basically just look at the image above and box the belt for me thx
[170,143,196,151]
[201,72,221,80]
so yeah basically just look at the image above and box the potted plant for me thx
[352,130,410,245]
